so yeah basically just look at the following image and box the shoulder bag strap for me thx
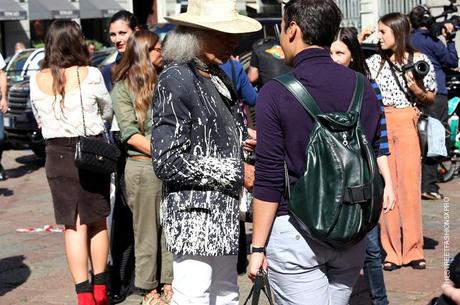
[348,72,365,114]
[77,67,87,137]
[386,57,415,104]
[78,67,111,140]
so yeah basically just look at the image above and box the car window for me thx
[150,23,176,42]
[25,51,45,77]
[6,50,35,81]
[99,50,118,67]
[90,48,117,67]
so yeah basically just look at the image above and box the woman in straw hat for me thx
[151,0,261,304]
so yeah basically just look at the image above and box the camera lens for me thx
[415,60,430,78]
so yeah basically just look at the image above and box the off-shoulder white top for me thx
[30,66,112,139]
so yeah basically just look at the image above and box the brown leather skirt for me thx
[45,137,110,226]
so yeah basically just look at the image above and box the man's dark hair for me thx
[283,0,342,47]
[409,6,434,29]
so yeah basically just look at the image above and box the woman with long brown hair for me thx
[366,13,436,271]
[30,20,112,305]
[111,30,173,305]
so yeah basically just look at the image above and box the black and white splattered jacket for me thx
[151,62,245,256]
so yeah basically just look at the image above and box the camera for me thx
[402,60,430,79]
[429,0,460,39]
[430,252,460,305]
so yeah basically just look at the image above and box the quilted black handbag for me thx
[74,67,120,174]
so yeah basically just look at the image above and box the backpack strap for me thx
[275,73,321,121]
[276,72,365,119]
[347,72,365,114]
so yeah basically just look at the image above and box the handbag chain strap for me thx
[77,67,110,140]
[76,66,87,137]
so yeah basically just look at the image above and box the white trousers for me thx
[171,254,239,305]
[266,215,367,305]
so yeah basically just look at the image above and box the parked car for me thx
[4,79,44,156]
[90,47,117,68]
[6,48,44,85]
[3,49,45,156]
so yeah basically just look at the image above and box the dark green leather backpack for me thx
[275,72,384,249]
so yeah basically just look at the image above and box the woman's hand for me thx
[382,183,396,213]
[248,252,268,282]
[0,97,7,113]
[405,71,422,93]
[243,139,257,153]
[243,128,257,153]
[358,25,375,44]
[244,162,255,191]
[405,71,434,105]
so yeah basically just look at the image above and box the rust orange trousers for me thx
[380,107,424,266]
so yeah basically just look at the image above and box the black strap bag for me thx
[275,72,384,249]
[74,67,120,174]
[243,269,274,305]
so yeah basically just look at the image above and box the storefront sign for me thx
[0,10,27,20]
[51,10,79,19]
[101,9,119,18]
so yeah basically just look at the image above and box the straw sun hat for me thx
[164,0,262,34]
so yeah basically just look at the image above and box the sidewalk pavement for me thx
[0,149,459,305]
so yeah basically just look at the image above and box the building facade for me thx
[1,0,459,56]
[0,0,133,56]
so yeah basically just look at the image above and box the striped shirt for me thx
[371,80,389,156]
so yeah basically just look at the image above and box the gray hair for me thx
[163,26,206,64]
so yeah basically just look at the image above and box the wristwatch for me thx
[250,244,265,254]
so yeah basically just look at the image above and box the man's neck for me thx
[292,45,323,59]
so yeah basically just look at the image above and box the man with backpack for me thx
[248,1,384,304]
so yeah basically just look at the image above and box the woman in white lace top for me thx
[29,20,112,305]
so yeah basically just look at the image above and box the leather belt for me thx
[129,155,151,161]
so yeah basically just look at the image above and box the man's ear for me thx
[288,21,297,42]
